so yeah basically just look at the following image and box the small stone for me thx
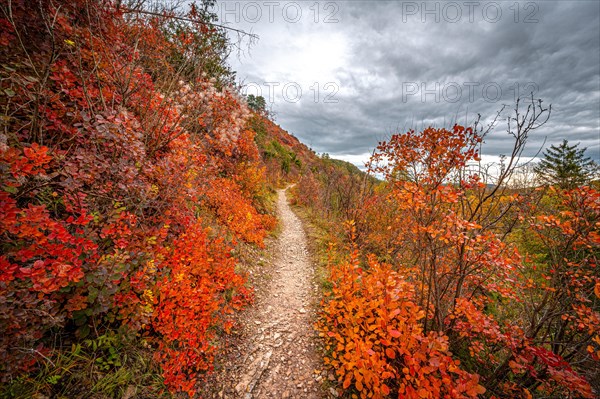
[298,308,306,314]
[329,387,339,397]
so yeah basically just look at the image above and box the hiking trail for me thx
[203,187,329,398]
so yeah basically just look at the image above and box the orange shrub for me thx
[318,226,485,399]
[153,220,252,396]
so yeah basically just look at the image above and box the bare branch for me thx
[121,8,259,40]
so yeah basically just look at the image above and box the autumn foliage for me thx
[1,0,598,397]
[0,0,274,395]
[319,229,486,399]
[316,122,599,397]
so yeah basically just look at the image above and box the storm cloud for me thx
[218,0,600,167]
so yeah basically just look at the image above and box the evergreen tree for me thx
[247,94,266,113]
[534,140,598,188]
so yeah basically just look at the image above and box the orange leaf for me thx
[381,384,390,395]
[343,376,352,389]
[385,347,396,359]
[389,329,401,338]
[356,379,363,391]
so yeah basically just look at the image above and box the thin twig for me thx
[14,347,56,367]
[122,8,259,40]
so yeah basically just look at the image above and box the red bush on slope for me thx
[0,0,273,394]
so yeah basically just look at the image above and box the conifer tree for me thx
[534,140,598,188]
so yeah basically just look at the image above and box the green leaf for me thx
[77,324,90,339]
[3,185,18,194]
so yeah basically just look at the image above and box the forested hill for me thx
[1,1,599,399]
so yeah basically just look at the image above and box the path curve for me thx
[204,187,325,398]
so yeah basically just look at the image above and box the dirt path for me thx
[203,187,326,398]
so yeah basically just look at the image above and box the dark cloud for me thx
[224,0,600,165]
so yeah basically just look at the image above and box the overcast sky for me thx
[216,0,600,168]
